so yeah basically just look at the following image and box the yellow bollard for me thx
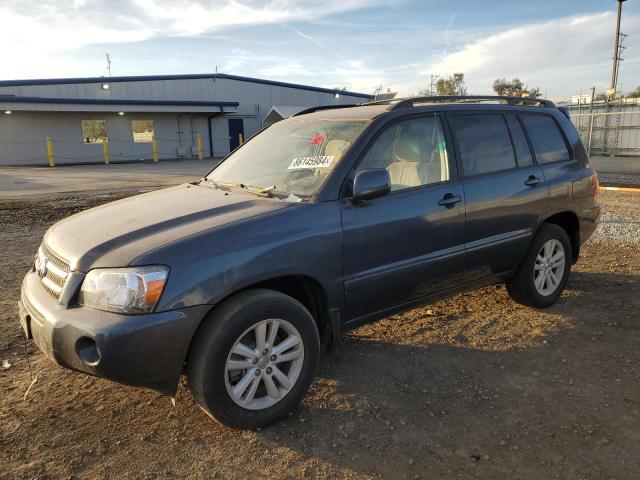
[152,134,158,162]
[45,137,55,167]
[197,133,203,160]
[239,133,244,145]
[102,138,109,165]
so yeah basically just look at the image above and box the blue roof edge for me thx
[0,96,239,107]
[0,73,374,99]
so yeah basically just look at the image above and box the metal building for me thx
[0,73,372,166]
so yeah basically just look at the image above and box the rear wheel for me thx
[187,289,320,429]
[506,223,572,308]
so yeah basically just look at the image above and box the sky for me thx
[1,0,639,100]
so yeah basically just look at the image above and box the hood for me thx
[45,184,290,271]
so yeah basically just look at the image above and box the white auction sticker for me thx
[287,155,335,170]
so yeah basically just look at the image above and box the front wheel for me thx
[187,289,320,429]
[506,223,572,308]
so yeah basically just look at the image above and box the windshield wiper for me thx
[238,184,288,199]
[202,179,300,200]
[258,185,276,194]
[201,178,242,191]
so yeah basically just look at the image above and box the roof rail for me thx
[292,104,358,117]
[358,98,398,106]
[363,95,556,110]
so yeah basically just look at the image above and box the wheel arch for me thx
[541,210,580,263]
[187,274,336,364]
[245,275,332,347]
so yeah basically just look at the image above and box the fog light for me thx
[76,337,101,366]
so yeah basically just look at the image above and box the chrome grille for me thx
[36,244,70,300]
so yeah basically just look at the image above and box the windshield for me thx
[207,118,368,199]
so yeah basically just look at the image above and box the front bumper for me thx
[19,271,210,396]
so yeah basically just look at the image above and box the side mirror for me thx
[352,169,391,202]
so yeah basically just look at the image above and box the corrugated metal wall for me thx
[0,77,368,165]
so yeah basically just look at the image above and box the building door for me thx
[228,119,244,152]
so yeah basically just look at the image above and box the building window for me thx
[132,120,154,143]
[82,120,107,144]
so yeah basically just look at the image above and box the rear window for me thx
[449,114,516,176]
[519,114,571,164]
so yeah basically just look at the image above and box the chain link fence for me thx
[568,103,640,186]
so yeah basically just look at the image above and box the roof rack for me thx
[363,95,556,110]
[292,104,358,117]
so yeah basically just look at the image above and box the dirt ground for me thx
[1,190,639,480]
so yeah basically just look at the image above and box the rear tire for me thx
[187,289,320,429]
[506,223,572,309]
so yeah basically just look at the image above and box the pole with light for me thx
[609,0,627,100]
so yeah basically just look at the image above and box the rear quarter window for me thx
[519,114,571,164]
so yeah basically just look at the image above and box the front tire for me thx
[187,289,320,429]
[506,223,572,309]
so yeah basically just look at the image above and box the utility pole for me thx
[587,86,596,156]
[429,74,440,95]
[609,0,627,99]
[615,33,628,94]
[105,53,112,77]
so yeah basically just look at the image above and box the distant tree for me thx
[492,77,541,97]
[625,87,640,98]
[434,73,468,96]
[595,92,608,101]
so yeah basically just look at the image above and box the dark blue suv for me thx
[19,96,600,428]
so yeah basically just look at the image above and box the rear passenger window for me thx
[519,114,571,164]
[449,114,516,176]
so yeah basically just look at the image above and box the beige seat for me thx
[386,138,431,189]
[324,140,349,160]
[387,158,429,189]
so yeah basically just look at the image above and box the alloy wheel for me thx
[533,239,566,296]
[224,318,304,410]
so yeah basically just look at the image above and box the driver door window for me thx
[357,116,450,191]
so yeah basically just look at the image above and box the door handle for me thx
[525,175,542,186]
[438,193,462,207]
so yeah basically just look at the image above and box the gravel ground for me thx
[588,190,640,245]
[0,189,639,480]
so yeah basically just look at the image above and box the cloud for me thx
[3,3,639,101]
[0,0,385,78]
[422,11,640,99]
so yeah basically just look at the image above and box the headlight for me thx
[78,266,169,314]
